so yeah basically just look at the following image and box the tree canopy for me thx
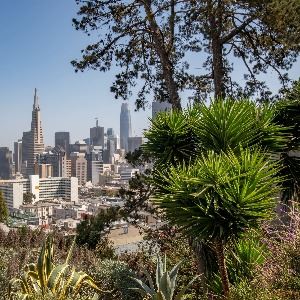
[72,0,300,108]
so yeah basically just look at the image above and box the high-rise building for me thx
[103,139,116,164]
[86,146,103,185]
[14,140,22,173]
[152,101,172,119]
[70,152,87,186]
[90,119,105,147]
[128,137,145,153]
[120,103,132,152]
[55,132,70,158]
[0,147,12,179]
[22,89,45,176]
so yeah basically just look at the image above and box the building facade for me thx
[14,140,22,174]
[90,120,105,147]
[0,175,78,211]
[120,103,132,152]
[22,89,45,175]
[0,147,12,179]
[128,137,144,153]
[86,147,103,185]
[70,152,87,186]
[55,132,70,158]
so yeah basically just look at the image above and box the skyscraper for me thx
[22,89,45,175]
[0,147,12,179]
[14,139,22,173]
[128,137,145,153]
[90,119,104,147]
[120,103,132,152]
[55,132,70,158]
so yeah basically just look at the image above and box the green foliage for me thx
[227,280,282,300]
[89,259,138,300]
[144,100,289,166]
[209,233,267,296]
[72,1,300,107]
[227,234,267,282]
[131,255,198,300]
[76,207,119,249]
[9,236,102,300]
[274,94,300,202]
[23,193,36,205]
[145,99,288,297]
[0,191,8,223]
[144,110,197,167]
[154,148,280,243]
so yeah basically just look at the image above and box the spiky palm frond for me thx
[274,99,300,202]
[144,110,197,167]
[153,148,281,243]
[191,99,289,154]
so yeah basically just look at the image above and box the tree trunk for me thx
[208,0,225,100]
[214,240,230,299]
[212,36,225,100]
[141,0,182,110]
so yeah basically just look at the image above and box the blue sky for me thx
[0,1,299,149]
[0,0,151,149]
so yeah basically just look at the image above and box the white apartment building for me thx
[119,168,139,181]
[0,175,78,211]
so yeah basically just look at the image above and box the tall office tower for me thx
[103,139,116,164]
[90,119,105,147]
[86,146,103,185]
[128,137,145,153]
[152,101,172,119]
[55,132,70,158]
[120,103,132,152]
[0,147,12,179]
[14,140,22,173]
[22,89,45,175]
[70,152,87,186]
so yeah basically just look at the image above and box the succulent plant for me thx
[131,255,198,300]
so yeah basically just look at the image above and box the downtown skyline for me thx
[0,1,151,150]
[2,88,146,150]
[1,1,299,150]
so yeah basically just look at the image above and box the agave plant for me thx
[9,236,103,300]
[131,255,198,300]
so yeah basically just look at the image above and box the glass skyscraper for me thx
[120,103,132,152]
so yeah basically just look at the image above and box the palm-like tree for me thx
[153,149,280,297]
[143,99,290,297]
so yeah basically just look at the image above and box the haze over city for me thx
[0,0,151,149]
[1,0,300,150]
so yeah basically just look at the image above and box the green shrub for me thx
[90,259,139,300]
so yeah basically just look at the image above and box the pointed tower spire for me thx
[33,88,39,109]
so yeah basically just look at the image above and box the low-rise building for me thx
[0,175,78,211]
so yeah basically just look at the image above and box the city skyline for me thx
[1,1,299,150]
[2,87,148,150]
[0,1,151,150]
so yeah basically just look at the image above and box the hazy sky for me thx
[0,0,151,149]
[0,1,299,150]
